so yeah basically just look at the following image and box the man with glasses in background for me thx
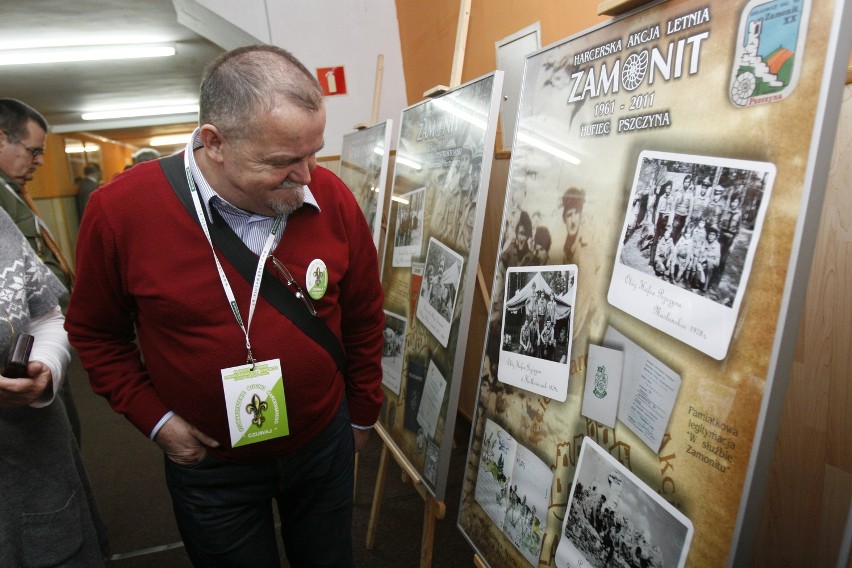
[66,45,385,567]
[0,98,82,444]
[0,99,68,285]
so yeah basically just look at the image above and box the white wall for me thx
[194,0,407,157]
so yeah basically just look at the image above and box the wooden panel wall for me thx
[25,133,136,264]
[26,133,75,198]
[394,0,607,103]
[751,82,852,568]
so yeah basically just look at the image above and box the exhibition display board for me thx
[378,71,504,500]
[458,1,850,566]
[339,120,393,248]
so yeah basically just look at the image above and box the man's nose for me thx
[288,156,317,185]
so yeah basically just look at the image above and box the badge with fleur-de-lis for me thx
[221,358,289,447]
[306,259,328,300]
[246,394,269,428]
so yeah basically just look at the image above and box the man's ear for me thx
[198,124,225,164]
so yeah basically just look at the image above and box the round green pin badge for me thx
[306,259,328,300]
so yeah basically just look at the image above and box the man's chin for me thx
[268,187,305,216]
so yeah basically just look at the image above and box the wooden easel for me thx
[364,2,471,566]
[365,423,447,567]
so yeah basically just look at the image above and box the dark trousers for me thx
[164,401,355,567]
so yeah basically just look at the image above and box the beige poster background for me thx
[457,1,846,566]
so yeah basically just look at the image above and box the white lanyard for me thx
[182,147,281,368]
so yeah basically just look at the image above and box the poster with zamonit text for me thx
[458,1,850,566]
[378,71,504,500]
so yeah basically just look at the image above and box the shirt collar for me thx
[186,127,320,220]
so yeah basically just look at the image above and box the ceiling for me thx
[0,0,226,151]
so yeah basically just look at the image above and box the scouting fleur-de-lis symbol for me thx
[246,394,269,428]
[593,365,608,399]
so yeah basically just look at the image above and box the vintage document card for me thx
[416,359,447,438]
[604,326,682,453]
[581,344,624,428]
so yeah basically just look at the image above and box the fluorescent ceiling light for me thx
[432,98,487,130]
[149,133,194,147]
[516,131,581,166]
[395,154,422,171]
[64,144,101,154]
[82,104,199,121]
[0,44,175,66]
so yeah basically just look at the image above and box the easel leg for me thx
[420,497,439,568]
[365,442,389,550]
[353,451,359,501]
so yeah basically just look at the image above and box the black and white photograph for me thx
[608,151,775,360]
[416,237,465,348]
[391,186,426,267]
[381,309,407,395]
[555,438,694,568]
[498,265,577,402]
[339,119,392,247]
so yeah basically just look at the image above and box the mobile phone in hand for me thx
[2,332,34,378]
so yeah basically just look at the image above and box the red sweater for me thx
[66,159,385,462]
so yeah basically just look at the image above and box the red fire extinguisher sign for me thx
[317,66,347,96]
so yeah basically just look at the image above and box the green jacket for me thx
[0,171,72,300]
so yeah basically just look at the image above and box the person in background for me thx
[75,162,102,220]
[717,195,743,280]
[0,208,109,566]
[560,186,586,264]
[0,98,82,444]
[653,225,675,277]
[697,225,722,293]
[66,45,385,567]
[526,225,552,266]
[648,180,672,266]
[131,146,160,165]
[501,210,533,267]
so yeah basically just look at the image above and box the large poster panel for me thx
[339,120,393,247]
[379,72,504,499]
[458,1,849,566]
